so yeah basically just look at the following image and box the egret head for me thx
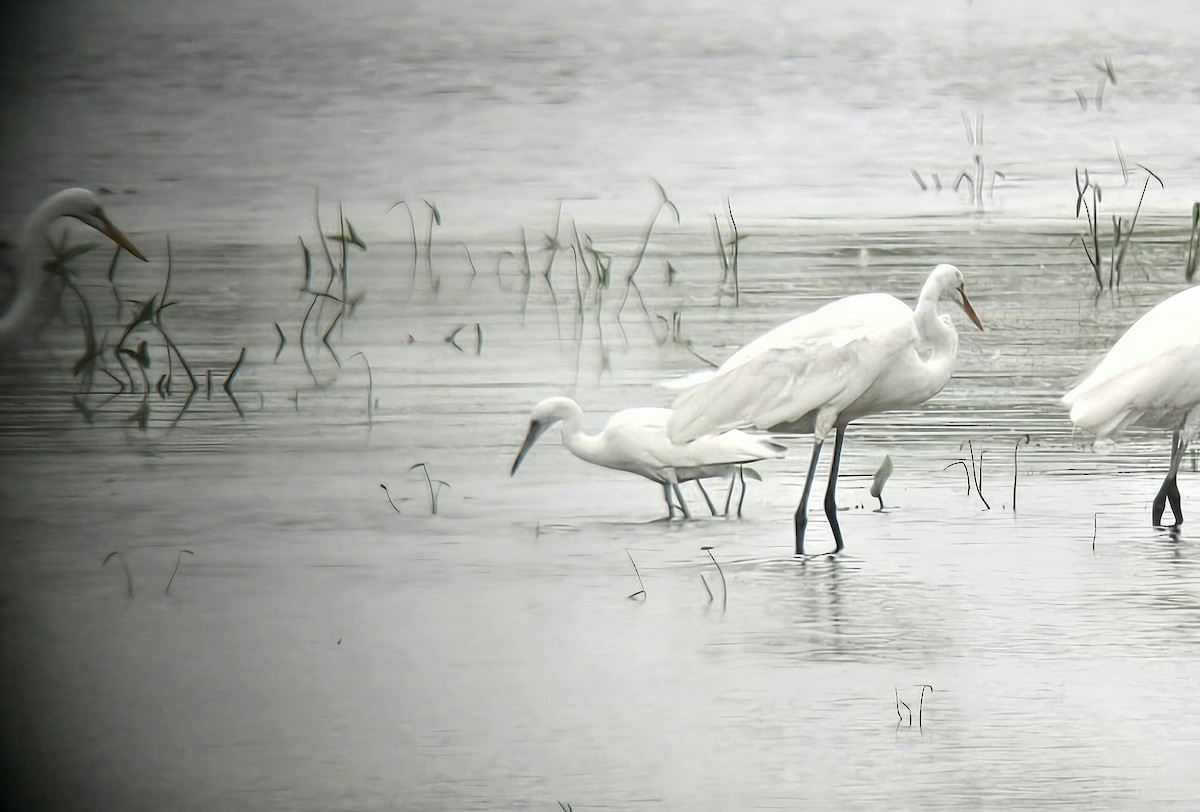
[53,188,148,262]
[510,397,576,476]
[928,263,982,330]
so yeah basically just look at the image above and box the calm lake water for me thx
[4,1,1200,810]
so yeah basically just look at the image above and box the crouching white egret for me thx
[0,188,147,348]
[510,396,787,519]
[1063,285,1200,527]
[667,263,983,555]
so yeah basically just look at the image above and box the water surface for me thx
[4,1,1200,809]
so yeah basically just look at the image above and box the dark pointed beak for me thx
[958,284,982,330]
[511,420,547,476]
[100,215,148,262]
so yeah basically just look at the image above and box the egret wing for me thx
[1064,286,1200,434]
[599,408,680,476]
[668,302,916,442]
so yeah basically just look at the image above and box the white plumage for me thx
[667,263,982,554]
[1,188,146,349]
[510,396,786,518]
[1063,285,1200,525]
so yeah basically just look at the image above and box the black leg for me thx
[824,426,846,552]
[1153,479,1170,526]
[1154,430,1185,527]
[1168,477,1183,525]
[795,439,824,556]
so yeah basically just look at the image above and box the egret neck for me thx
[550,398,607,467]
[0,196,69,346]
[911,276,961,384]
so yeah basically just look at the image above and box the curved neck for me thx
[555,402,606,465]
[0,196,68,347]
[912,289,959,375]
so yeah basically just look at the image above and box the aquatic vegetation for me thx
[733,465,760,518]
[616,179,679,335]
[1074,164,1162,290]
[347,351,375,424]
[443,323,483,355]
[625,549,646,601]
[273,322,286,361]
[870,454,894,511]
[296,193,367,386]
[380,483,402,514]
[894,687,911,725]
[895,684,934,729]
[102,551,133,598]
[164,549,194,595]
[410,462,449,515]
[1074,55,1117,111]
[1012,435,1030,512]
[223,347,247,416]
[912,113,1004,210]
[945,440,992,509]
[712,201,744,306]
[967,440,989,509]
[701,545,726,610]
[953,113,1005,210]
[423,199,441,287]
[386,199,418,278]
[1185,202,1200,282]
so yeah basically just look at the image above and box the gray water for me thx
[4,1,1200,810]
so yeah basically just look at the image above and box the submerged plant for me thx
[1075,164,1162,290]
[913,113,1004,209]
[348,351,375,424]
[296,192,366,386]
[966,440,990,510]
[615,179,679,336]
[222,347,247,416]
[1012,434,1030,512]
[953,113,1005,210]
[1185,202,1200,282]
[164,549,194,595]
[895,685,934,729]
[410,463,449,515]
[712,200,745,306]
[702,546,727,610]
[1074,56,1117,111]
[895,687,911,726]
[625,549,646,601]
[870,454,894,511]
[103,551,134,598]
[380,483,402,514]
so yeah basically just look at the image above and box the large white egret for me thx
[0,188,147,348]
[1063,285,1200,526]
[510,396,787,519]
[667,263,982,555]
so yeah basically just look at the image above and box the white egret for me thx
[510,396,787,519]
[667,263,983,555]
[1062,285,1200,526]
[0,188,147,348]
